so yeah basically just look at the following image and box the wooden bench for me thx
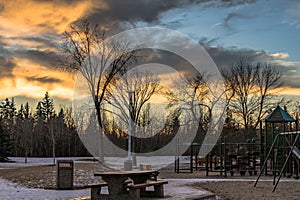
[127,180,168,198]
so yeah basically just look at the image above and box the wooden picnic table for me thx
[94,170,160,199]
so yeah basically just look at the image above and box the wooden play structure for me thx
[259,105,298,176]
[175,138,260,177]
[203,138,260,177]
[255,106,300,192]
[175,105,300,186]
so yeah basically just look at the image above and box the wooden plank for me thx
[95,170,159,176]
[83,183,107,188]
[128,180,168,190]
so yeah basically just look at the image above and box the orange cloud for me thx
[279,87,300,97]
[0,58,75,100]
[0,0,107,36]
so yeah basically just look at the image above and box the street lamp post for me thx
[124,91,133,170]
[128,91,133,161]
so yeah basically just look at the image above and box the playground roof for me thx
[264,105,296,122]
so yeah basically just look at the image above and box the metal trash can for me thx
[56,160,74,189]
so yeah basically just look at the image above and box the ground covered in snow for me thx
[0,163,108,189]
[1,157,300,200]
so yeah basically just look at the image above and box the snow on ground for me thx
[0,156,215,199]
[8,156,293,200]
[5,156,296,199]
[0,156,188,170]
[0,176,218,200]
[0,157,95,169]
[104,156,182,170]
[0,177,90,200]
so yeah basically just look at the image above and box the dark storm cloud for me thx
[133,48,195,74]
[85,0,193,28]
[0,36,10,56]
[83,0,257,29]
[0,56,16,78]
[284,78,300,89]
[0,1,4,12]
[23,37,58,48]
[14,49,59,68]
[26,76,62,84]
[198,38,300,88]
[217,0,256,7]
[196,0,256,8]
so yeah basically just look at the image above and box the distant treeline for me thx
[0,92,182,159]
[0,92,89,158]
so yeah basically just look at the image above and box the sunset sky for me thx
[0,0,300,109]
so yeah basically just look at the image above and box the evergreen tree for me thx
[40,92,55,122]
[24,102,30,119]
[0,98,17,155]
[0,118,13,161]
[17,104,25,120]
[35,102,43,118]
[0,98,16,123]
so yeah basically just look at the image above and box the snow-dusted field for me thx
[0,157,93,199]
[0,156,190,170]
[0,157,213,200]
[0,176,218,200]
[0,157,93,169]
[0,178,89,200]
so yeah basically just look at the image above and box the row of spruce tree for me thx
[0,92,89,161]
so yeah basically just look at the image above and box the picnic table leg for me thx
[128,188,140,200]
[130,175,148,196]
[154,184,164,197]
[101,177,130,199]
[139,184,165,198]
[91,187,101,200]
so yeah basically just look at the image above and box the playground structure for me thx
[259,105,298,176]
[205,138,260,177]
[255,106,300,192]
[175,138,260,177]
[255,131,300,192]
[175,106,300,185]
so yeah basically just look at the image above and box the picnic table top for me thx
[94,170,159,176]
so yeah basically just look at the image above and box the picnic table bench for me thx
[88,170,168,200]
[84,182,107,199]
[127,179,168,198]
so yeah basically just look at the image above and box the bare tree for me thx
[224,59,281,131]
[164,74,210,133]
[255,63,282,128]
[61,20,135,162]
[104,69,162,164]
[16,104,34,163]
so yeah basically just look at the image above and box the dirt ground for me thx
[1,163,300,200]
[0,162,107,188]
[194,181,300,200]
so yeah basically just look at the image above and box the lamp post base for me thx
[124,160,133,171]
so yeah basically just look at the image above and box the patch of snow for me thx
[0,178,89,200]
[1,156,186,170]
[0,157,97,169]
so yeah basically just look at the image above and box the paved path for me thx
[0,178,215,200]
